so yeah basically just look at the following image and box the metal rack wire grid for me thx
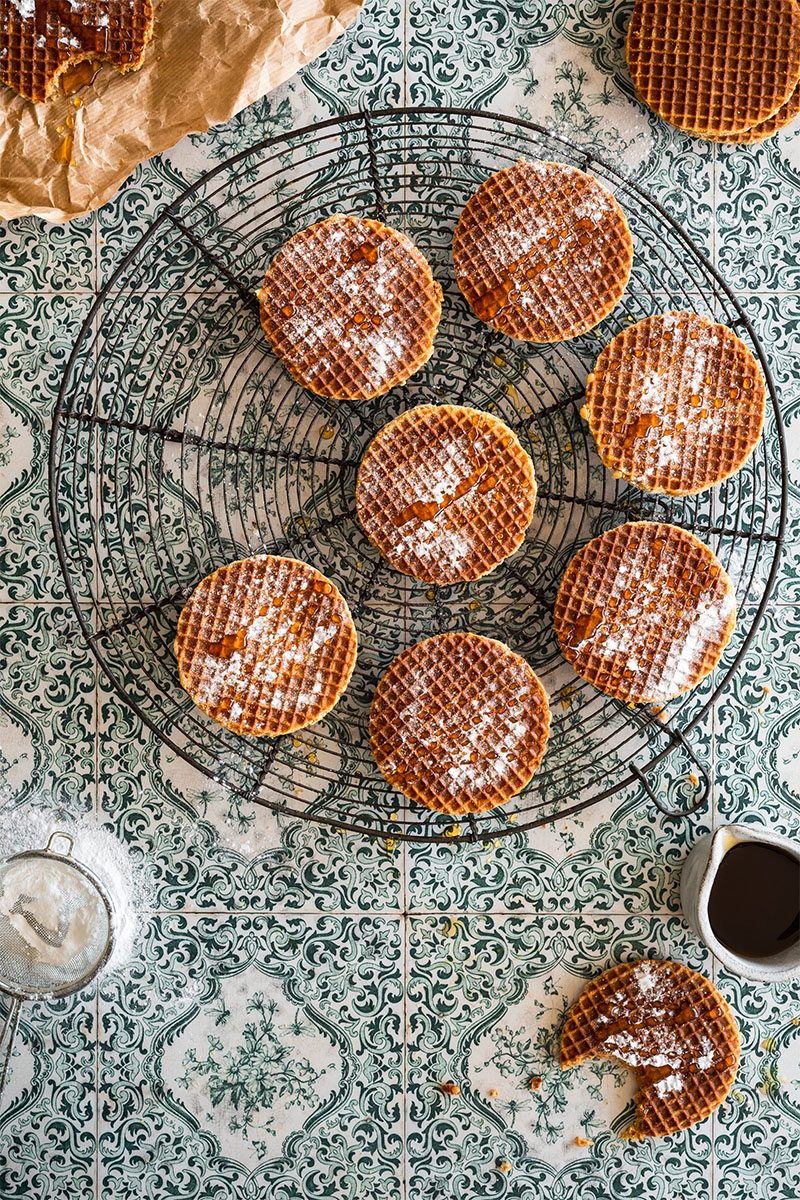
[50,107,787,844]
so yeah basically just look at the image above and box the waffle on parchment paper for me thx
[626,0,800,138]
[561,959,740,1139]
[452,160,633,343]
[0,0,154,103]
[369,632,550,816]
[554,522,736,705]
[582,312,765,497]
[174,555,357,737]
[258,215,442,403]
[356,404,537,586]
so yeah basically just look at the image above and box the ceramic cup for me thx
[681,823,800,983]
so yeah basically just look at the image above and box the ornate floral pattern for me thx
[0,0,798,1194]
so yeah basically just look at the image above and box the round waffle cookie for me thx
[582,312,766,497]
[369,633,550,816]
[452,160,633,343]
[356,404,537,585]
[258,215,442,403]
[554,522,736,705]
[0,0,154,103]
[711,80,800,143]
[626,0,800,138]
[174,555,357,737]
[561,960,740,1140]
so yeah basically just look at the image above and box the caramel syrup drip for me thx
[395,462,490,528]
[61,58,100,96]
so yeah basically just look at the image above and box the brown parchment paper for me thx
[0,0,363,223]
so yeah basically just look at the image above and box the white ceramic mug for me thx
[680,824,800,983]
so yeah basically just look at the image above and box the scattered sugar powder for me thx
[0,858,104,968]
[0,809,156,982]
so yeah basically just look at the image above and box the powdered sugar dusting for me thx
[565,524,735,703]
[263,217,435,395]
[358,406,535,585]
[588,312,763,489]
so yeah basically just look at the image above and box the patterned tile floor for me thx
[1,1,799,1197]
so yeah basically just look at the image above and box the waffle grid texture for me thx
[356,404,537,585]
[711,79,800,143]
[582,311,766,497]
[561,959,740,1139]
[452,160,633,343]
[0,0,154,103]
[626,0,800,137]
[369,632,551,815]
[258,215,443,403]
[174,555,357,737]
[554,521,736,704]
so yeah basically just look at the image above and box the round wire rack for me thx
[51,107,787,843]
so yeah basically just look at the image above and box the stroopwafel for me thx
[582,311,766,497]
[626,0,800,138]
[356,404,537,585]
[258,215,442,403]
[712,80,800,143]
[561,959,740,1139]
[369,632,550,815]
[174,555,357,737]
[0,0,154,103]
[452,160,633,343]
[554,522,736,704]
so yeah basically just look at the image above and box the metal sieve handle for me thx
[0,997,23,1103]
[43,832,74,857]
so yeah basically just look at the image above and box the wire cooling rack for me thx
[50,108,787,843]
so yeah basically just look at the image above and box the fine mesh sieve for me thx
[0,831,114,1101]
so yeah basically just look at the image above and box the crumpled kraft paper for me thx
[0,0,363,223]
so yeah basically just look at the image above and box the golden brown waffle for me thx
[711,80,800,143]
[356,404,537,585]
[369,632,550,815]
[174,555,357,737]
[582,312,765,497]
[258,215,442,403]
[554,522,736,704]
[452,160,633,343]
[626,0,800,138]
[561,960,740,1139]
[0,0,154,103]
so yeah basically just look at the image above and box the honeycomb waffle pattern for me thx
[561,959,740,1139]
[452,160,633,343]
[369,632,550,816]
[258,215,443,403]
[626,0,800,137]
[174,555,357,738]
[0,0,154,103]
[711,79,800,143]
[356,404,537,585]
[582,311,766,497]
[554,521,736,705]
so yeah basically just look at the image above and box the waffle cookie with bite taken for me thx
[561,959,740,1139]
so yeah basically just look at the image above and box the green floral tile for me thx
[0,990,96,1200]
[0,604,95,815]
[715,131,800,292]
[0,294,94,603]
[97,651,403,913]
[713,968,800,1200]
[406,914,715,1199]
[98,914,403,1199]
[0,213,95,294]
[714,605,800,834]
